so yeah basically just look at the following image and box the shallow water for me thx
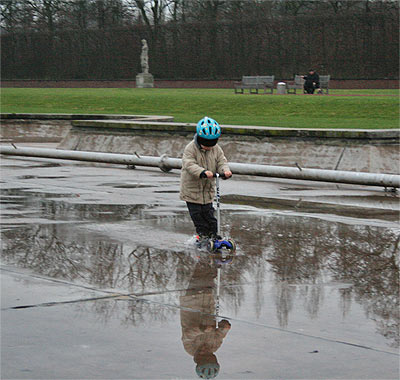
[1,155,399,379]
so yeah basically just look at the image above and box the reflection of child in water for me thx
[180,259,231,379]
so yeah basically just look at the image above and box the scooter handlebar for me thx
[201,172,232,179]
[215,173,232,179]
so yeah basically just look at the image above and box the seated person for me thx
[302,69,321,94]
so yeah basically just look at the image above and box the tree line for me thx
[1,0,398,80]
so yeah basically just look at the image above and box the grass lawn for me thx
[1,88,399,129]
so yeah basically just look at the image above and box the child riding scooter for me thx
[180,116,235,252]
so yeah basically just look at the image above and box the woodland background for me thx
[1,0,398,80]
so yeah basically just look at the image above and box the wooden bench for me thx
[234,76,275,94]
[319,75,330,94]
[286,75,304,94]
[287,74,331,94]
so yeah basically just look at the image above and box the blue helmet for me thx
[196,363,220,379]
[196,117,221,140]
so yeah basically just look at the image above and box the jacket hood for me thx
[194,133,201,148]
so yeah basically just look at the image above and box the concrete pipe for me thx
[1,146,399,188]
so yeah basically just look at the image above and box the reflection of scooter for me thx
[215,264,222,320]
[207,174,236,254]
[210,248,234,266]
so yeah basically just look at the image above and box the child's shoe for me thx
[195,235,209,248]
[210,233,222,241]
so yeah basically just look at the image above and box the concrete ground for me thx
[1,145,399,380]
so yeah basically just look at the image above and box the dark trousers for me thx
[186,202,217,237]
[304,81,319,94]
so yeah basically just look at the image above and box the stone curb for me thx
[0,113,173,122]
[1,113,399,140]
[72,120,399,140]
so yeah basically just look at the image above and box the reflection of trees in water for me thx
[269,219,327,325]
[1,213,399,347]
[73,298,176,327]
[1,224,191,325]
[1,225,195,292]
[2,224,90,281]
[228,214,399,347]
[229,215,329,327]
[220,215,270,318]
[41,202,149,222]
[121,297,176,326]
[329,225,400,348]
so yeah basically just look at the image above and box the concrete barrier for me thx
[61,119,399,174]
[0,113,173,143]
[1,113,399,174]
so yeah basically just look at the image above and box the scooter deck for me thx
[193,236,236,252]
[208,238,236,253]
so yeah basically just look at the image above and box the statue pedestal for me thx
[136,73,154,88]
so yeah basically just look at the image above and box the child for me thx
[180,117,232,244]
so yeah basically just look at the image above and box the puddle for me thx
[0,162,62,169]
[1,210,398,349]
[17,175,36,179]
[1,180,399,351]
[98,183,154,189]
[113,184,153,189]
[153,190,180,193]
[1,188,75,200]
[223,194,400,221]
[1,153,399,379]
[0,188,152,222]
[17,175,69,180]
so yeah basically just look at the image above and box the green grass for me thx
[1,88,399,129]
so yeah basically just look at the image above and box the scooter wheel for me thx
[227,239,236,253]
[207,240,215,252]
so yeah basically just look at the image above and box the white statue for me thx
[136,38,153,87]
[140,39,149,74]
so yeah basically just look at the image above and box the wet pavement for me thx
[1,147,399,379]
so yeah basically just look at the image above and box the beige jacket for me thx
[180,292,229,356]
[180,138,229,205]
[180,260,229,357]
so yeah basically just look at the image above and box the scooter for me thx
[207,173,236,253]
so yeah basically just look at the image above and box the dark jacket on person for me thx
[304,72,320,87]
